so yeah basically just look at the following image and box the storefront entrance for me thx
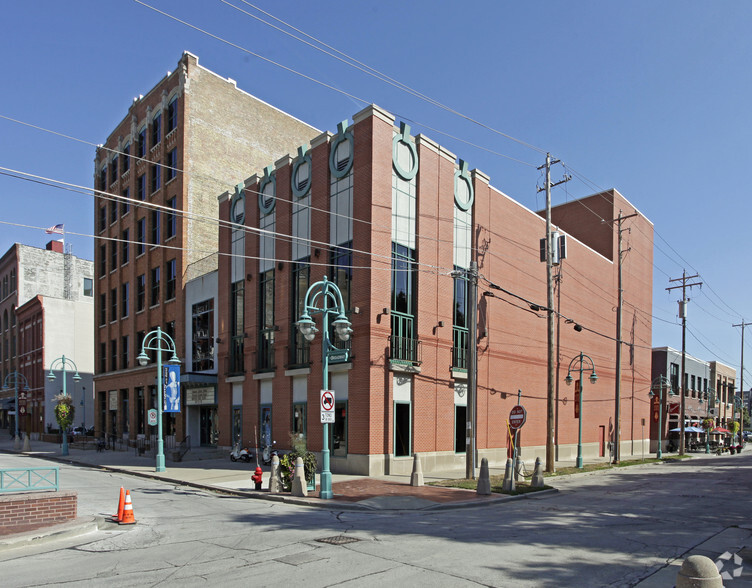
[200,406,218,447]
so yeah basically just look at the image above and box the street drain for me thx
[316,535,361,545]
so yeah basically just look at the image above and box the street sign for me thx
[509,405,527,430]
[147,408,158,426]
[327,349,348,363]
[321,389,335,424]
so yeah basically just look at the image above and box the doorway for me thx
[200,407,218,446]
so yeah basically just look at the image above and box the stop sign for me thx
[509,405,527,430]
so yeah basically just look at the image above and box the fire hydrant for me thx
[252,466,263,491]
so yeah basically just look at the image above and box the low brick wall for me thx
[0,491,77,528]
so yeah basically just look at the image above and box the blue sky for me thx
[1,1,751,386]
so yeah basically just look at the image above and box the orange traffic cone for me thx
[112,487,125,522]
[119,490,136,525]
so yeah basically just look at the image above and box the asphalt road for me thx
[2,452,752,587]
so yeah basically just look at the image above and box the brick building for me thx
[216,104,655,476]
[93,52,318,445]
[0,240,94,437]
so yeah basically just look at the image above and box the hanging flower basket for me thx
[54,393,75,431]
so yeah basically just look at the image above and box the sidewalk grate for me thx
[316,535,360,545]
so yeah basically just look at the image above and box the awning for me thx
[669,426,705,433]
[0,398,14,410]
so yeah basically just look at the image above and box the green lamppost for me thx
[296,276,352,499]
[565,352,598,469]
[2,371,30,450]
[137,327,180,473]
[47,356,82,456]
[648,375,675,459]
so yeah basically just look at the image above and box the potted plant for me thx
[279,435,318,492]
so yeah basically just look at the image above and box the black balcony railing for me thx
[452,327,469,370]
[286,342,310,369]
[388,335,422,365]
[228,336,244,376]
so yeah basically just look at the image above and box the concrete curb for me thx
[0,516,99,552]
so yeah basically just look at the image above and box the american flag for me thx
[45,224,64,235]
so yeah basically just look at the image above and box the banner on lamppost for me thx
[163,365,181,413]
[574,380,581,419]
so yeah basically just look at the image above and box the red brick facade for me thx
[217,104,654,476]
[0,491,77,529]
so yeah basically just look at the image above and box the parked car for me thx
[71,426,95,436]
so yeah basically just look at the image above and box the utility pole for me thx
[604,210,638,464]
[537,153,570,473]
[732,320,747,436]
[466,261,478,479]
[667,270,702,455]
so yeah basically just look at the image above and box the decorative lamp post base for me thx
[62,432,69,456]
[576,456,583,469]
[319,471,333,499]
[156,454,166,472]
[657,449,662,460]
[13,435,20,451]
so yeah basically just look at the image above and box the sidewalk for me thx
[0,434,520,511]
[4,431,701,511]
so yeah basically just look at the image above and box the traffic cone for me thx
[119,490,136,525]
[112,486,125,522]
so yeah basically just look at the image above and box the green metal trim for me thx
[230,183,245,224]
[291,145,312,199]
[454,159,474,211]
[0,467,59,493]
[258,165,276,215]
[329,121,354,179]
[392,122,419,180]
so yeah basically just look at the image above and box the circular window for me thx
[231,185,245,224]
[258,172,276,215]
[392,123,418,180]
[329,121,354,178]
[454,161,474,211]
[292,152,312,198]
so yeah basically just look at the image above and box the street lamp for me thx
[80,386,86,434]
[137,326,180,473]
[648,375,675,459]
[296,276,352,499]
[2,371,30,450]
[565,352,598,469]
[47,356,82,456]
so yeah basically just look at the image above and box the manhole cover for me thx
[316,535,360,545]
